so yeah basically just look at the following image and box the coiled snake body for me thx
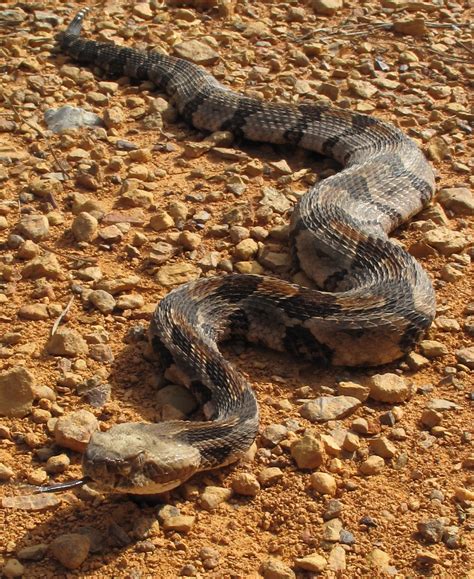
[57,9,436,494]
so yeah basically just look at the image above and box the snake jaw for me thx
[83,423,202,494]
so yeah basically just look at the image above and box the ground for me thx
[0,0,473,577]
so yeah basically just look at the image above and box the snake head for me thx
[83,422,201,494]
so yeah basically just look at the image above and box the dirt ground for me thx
[0,0,473,577]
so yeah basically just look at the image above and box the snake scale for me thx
[53,9,436,494]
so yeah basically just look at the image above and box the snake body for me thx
[58,9,436,494]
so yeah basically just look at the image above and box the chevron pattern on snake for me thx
[56,9,436,494]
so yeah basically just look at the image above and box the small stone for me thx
[257,467,284,486]
[438,187,474,216]
[173,39,219,65]
[310,472,337,496]
[17,214,49,241]
[22,254,61,279]
[54,409,98,452]
[44,106,102,133]
[45,453,70,474]
[88,289,116,314]
[311,0,343,15]
[0,366,35,418]
[71,212,98,242]
[455,346,474,369]
[156,384,198,419]
[115,294,145,310]
[200,486,232,511]
[416,550,440,566]
[323,518,343,542]
[420,408,442,428]
[426,398,460,412]
[295,553,327,572]
[359,456,385,476]
[2,559,25,578]
[260,558,296,579]
[323,499,343,520]
[48,328,88,357]
[299,396,361,422]
[337,381,370,401]
[162,515,195,533]
[18,304,49,320]
[16,544,48,561]
[406,352,430,370]
[417,518,445,543]
[234,238,259,260]
[419,340,448,358]
[156,262,200,287]
[178,231,201,250]
[328,545,346,572]
[261,424,288,447]
[98,225,123,243]
[423,227,469,255]
[393,17,427,36]
[369,437,397,458]
[149,211,175,231]
[0,462,14,481]
[231,472,261,496]
[49,533,91,570]
[366,548,390,570]
[454,486,474,502]
[368,373,413,403]
[291,433,325,469]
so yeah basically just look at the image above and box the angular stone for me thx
[49,533,90,570]
[423,227,469,255]
[173,39,219,65]
[48,328,88,357]
[300,396,361,422]
[54,409,98,452]
[311,0,343,15]
[438,187,474,216]
[200,486,232,511]
[368,373,413,403]
[0,366,35,418]
[455,346,474,369]
[17,214,49,241]
[156,262,200,287]
[231,473,261,497]
[291,433,325,469]
[295,553,327,572]
[22,254,61,279]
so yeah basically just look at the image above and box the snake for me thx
[43,8,436,495]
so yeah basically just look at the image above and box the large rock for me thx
[368,373,413,403]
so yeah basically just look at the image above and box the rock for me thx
[295,553,327,572]
[260,558,296,579]
[48,328,88,357]
[260,187,292,214]
[419,340,448,358]
[18,304,49,320]
[438,187,474,216]
[257,467,284,486]
[234,238,259,260]
[115,294,145,310]
[455,346,474,369]
[17,214,49,241]
[299,396,361,422]
[368,373,413,403]
[0,366,35,417]
[88,289,116,314]
[44,106,102,133]
[311,0,343,15]
[2,559,25,578]
[426,398,460,412]
[149,211,174,231]
[369,437,397,458]
[156,384,198,419]
[71,212,98,242]
[310,472,337,496]
[231,472,261,496]
[258,249,292,273]
[417,518,445,543]
[162,515,195,533]
[366,548,390,570]
[98,225,123,243]
[328,545,346,572]
[291,433,325,469]
[261,424,288,447]
[323,518,342,541]
[454,486,474,502]
[393,17,427,36]
[0,462,14,481]
[359,456,385,476]
[337,381,370,401]
[45,454,70,474]
[49,533,91,569]
[348,79,378,99]
[423,227,469,255]
[22,254,61,279]
[54,409,98,452]
[16,543,48,561]
[173,39,219,65]
[156,262,200,287]
[200,486,232,511]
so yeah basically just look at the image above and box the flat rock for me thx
[48,328,89,357]
[156,262,200,287]
[425,398,460,412]
[368,373,413,403]
[260,187,292,214]
[0,366,35,417]
[438,187,474,216]
[88,289,116,314]
[231,473,261,497]
[260,558,296,579]
[44,106,102,133]
[49,533,91,570]
[17,214,49,241]
[295,553,327,572]
[200,486,232,511]
[291,433,325,469]
[173,39,219,65]
[311,0,343,15]
[299,396,361,422]
[54,409,98,452]
[423,227,470,255]
[22,254,62,279]
[455,346,474,369]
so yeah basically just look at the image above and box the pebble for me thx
[310,472,337,496]
[0,462,14,481]
[337,381,370,401]
[49,533,91,569]
[260,558,296,579]
[369,437,397,458]
[455,346,474,369]
[115,294,144,310]
[156,262,200,287]
[366,548,390,571]
[88,289,116,314]
[295,553,327,572]
[22,254,62,279]
[359,456,385,476]
[417,518,445,543]
[16,543,48,561]
[231,472,261,496]
[260,423,288,447]
[54,409,98,452]
[368,373,413,403]
[291,433,325,469]
[44,106,102,133]
[1,559,25,578]
[257,467,284,486]
[45,453,70,474]
[173,39,219,65]
[47,328,89,357]
[328,544,346,572]
[0,366,35,417]
[200,486,232,511]
[17,214,49,241]
[438,187,474,216]
[419,340,448,358]
[423,227,469,255]
[299,396,361,422]
[323,499,343,520]
[156,384,198,419]
[71,212,98,242]
[323,518,342,542]
[162,515,195,533]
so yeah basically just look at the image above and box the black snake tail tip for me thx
[65,7,91,37]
